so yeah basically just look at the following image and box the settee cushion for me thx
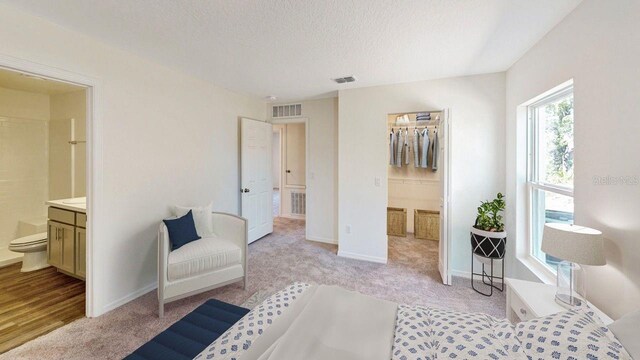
[168,237,242,281]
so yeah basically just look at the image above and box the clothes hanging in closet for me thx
[420,128,430,168]
[413,128,420,167]
[404,129,410,165]
[395,129,404,167]
[431,129,439,171]
[389,130,396,165]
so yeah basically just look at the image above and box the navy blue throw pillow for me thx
[163,210,201,251]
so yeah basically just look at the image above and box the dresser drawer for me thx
[510,291,535,321]
[49,207,76,225]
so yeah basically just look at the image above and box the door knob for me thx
[241,188,250,193]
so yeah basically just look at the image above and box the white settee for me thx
[157,212,247,317]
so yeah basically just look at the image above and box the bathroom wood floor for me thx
[0,263,85,354]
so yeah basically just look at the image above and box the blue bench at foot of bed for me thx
[125,299,250,360]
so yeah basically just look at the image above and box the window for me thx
[527,85,574,272]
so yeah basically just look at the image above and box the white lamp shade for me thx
[541,223,606,266]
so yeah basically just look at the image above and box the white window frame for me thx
[526,84,574,276]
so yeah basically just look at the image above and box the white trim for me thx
[306,235,338,245]
[517,255,556,285]
[529,182,573,197]
[0,54,103,318]
[439,108,453,285]
[269,117,310,239]
[337,250,387,264]
[521,79,574,107]
[450,269,471,279]
[102,281,157,314]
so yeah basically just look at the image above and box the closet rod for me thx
[388,110,444,116]
[389,124,439,129]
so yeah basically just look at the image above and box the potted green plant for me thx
[470,193,506,259]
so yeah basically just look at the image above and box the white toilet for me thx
[9,232,49,272]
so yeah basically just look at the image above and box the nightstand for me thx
[505,277,613,325]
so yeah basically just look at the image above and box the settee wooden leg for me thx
[159,301,164,318]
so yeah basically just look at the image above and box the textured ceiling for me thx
[2,0,582,100]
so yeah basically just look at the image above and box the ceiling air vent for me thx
[333,76,356,84]
[272,104,302,118]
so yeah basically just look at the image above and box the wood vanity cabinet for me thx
[75,213,87,279]
[48,207,86,280]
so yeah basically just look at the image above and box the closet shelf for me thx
[388,178,439,185]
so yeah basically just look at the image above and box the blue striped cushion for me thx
[125,299,249,360]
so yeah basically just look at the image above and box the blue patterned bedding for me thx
[194,283,632,360]
[393,305,630,360]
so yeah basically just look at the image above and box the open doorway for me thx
[271,121,306,222]
[270,118,308,246]
[386,110,451,284]
[272,128,282,217]
[0,64,94,352]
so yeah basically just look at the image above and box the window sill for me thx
[517,255,556,285]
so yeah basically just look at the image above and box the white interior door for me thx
[241,118,273,243]
[438,109,452,285]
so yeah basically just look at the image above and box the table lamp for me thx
[541,223,605,307]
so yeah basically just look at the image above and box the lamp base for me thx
[555,293,583,309]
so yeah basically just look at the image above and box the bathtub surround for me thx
[49,90,87,199]
[0,86,50,266]
[0,78,86,268]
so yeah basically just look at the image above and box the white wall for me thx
[0,5,265,316]
[49,90,87,199]
[505,0,640,319]
[268,98,338,243]
[0,86,49,251]
[338,73,506,268]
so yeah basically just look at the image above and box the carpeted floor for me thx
[1,217,504,360]
[272,189,280,217]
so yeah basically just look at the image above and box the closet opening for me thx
[387,110,451,285]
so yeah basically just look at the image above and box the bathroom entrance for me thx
[0,66,91,353]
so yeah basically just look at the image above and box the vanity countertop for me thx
[46,197,86,213]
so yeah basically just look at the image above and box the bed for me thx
[131,283,635,360]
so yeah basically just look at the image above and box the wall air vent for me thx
[333,76,356,84]
[272,104,302,118]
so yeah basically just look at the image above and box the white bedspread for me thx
[263,285,397,360]
[195,283,632,360]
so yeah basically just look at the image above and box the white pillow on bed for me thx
[172,203,215,237]
[516,307,632,360]
[609,310,640,360]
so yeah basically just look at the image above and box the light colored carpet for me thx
[272,189,280,217]
[1,217,504,360]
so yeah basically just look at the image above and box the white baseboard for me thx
[337,250,387,264]
[306,235,338,245]
[100,281,157,316]
[450,269,471,279]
